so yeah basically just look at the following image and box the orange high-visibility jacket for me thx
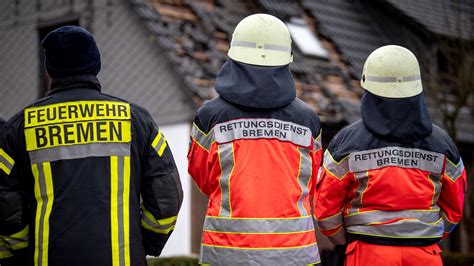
[188,97,322,265]
[315,120,466,246]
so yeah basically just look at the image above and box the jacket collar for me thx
[47,74,101,96]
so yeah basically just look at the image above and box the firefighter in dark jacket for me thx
[315,45,466,266]
[188,14,322,265]
[0,26,183,266]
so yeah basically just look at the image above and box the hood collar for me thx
[361,91,432,142]
[48,74,101,95]
[215,59,296,109]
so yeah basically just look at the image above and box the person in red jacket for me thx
[315,45,466,266]
[188,14,322,265]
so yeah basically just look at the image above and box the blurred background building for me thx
[0,0,472,264]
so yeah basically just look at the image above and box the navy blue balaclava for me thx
[41,26,101,78]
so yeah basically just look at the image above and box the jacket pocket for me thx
[421,243,442,255]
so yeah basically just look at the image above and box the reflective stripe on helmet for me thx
[365,74,421,83]
[231,40,291,53]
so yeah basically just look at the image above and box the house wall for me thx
[159,123,192,257]
[0,0,195,124]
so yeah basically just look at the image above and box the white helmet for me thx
[361,45,423,98]
[228,13,293,66]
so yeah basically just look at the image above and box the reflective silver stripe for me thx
[365,75,421,83]
[349,147,444,174]
[297,148,312,216]
[313,132,322,151]
[429,173,442,206]
[231,40,291,53]
[29,143,130,163]
[317,213,343,230]
[204,216,314,233]
[345,209,441,226]
[323,150,349,180]
[328,228,346,245]
[214,118,312,147]
[347,219,444,238]
[191,123,214,151]
[347,172,369,215]
[264,44,291,52]
[218,143,234,217]
[231,40,256,48]
[444,158,464,181]
[441,212,458,233]
[200,243,320,265]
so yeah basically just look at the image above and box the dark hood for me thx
[215,59,296,109]
[361,91,432,142]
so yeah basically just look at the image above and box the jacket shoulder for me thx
[292,98,320,119]
[428,124,460,163]
[328,120,367,161]
[194,97,230,133]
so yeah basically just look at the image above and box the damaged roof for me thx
[130,0,362,125]
[130,0,473,142]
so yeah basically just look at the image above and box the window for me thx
[38,19,80,97]
[286,17,328,58]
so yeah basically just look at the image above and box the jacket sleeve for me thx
[438,155,467,239]
[138,110,183,257]
[315,146,354,245]
[0,117,30,262]
[187,116,213,196]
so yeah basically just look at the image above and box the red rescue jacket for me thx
[316,92,466,246]
[188,58,322,265]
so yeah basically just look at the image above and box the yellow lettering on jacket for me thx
[24,101,131,151]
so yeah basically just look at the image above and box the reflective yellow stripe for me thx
[111,156,130,266]
[32,164,41,266]
[141,205,177,234]
[0,148,15,175]
[0,163,10,175]
[2,225,29,250]
[142,222,176,234]
[32,162,54,266]
[0,249,14,259]
[0,148,14,164]
[157,142,167,156]
[151,130,162,147]
[42,163,54,266]
[110,156,119,266]
[123,156,131,266]
[151,130,167,157]
[142,207,178,226]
